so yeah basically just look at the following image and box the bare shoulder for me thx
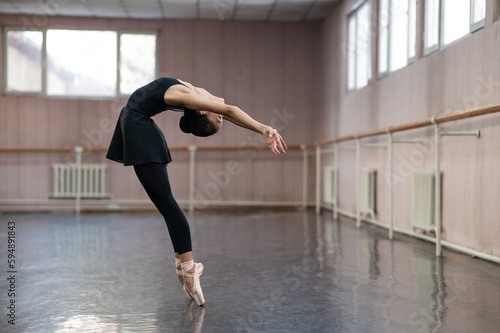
[164,83,194,107]
[177,79,195,89]
[178,79,206,96]
[164,79,225,110]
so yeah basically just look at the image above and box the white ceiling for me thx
[0,0,340,22]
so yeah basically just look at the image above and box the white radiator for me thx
[411,169,435,231]
[323,166,336,204]
[52,164,107,199]
[360,168,376,218]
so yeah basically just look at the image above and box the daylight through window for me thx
[5,29,157,98]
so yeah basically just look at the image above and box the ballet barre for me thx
[0,144,307,215]
[2,103,500,263]
[0,145,303,154]
[312,103,500,262]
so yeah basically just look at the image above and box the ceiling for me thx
[0,0,340,22]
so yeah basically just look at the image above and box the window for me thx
[442,0,470,46]
[379,0,417,76]
[347,1,372,91]
[471,0,486,30]
[408,0,417,59]
[424,0,440,53]
[378,0,389,75]
[5,29,158,98]
[6,30,43,93]
[46,30,117,97]
[119,33,157,95]
[425,0,486,54]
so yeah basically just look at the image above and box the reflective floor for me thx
[1,210,500,332]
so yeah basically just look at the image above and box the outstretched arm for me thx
[221,106,288,155]
[177,80,263,132]
[165,83,287,154]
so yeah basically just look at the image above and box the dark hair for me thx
[179,109,218,137]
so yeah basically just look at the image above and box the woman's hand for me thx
[263,126,287,155]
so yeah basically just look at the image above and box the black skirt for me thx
[106,107,172,166]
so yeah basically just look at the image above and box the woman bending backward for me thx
[106,78,287,306]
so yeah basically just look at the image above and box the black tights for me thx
[134,163,192,254]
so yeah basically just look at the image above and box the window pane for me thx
[120,34,157,95]
[378,0,389,74]
[442,0,470,45]
[472,0,486,24]
[424,0,440,50]
[348,15,357,90]
[356,2,371,89]
[366,2,372,83]
[46,29,117,97]
[408,0,417,59]
[6,31,43,92]
[390,0,409,72]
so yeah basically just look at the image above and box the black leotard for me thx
[106,78,186,166]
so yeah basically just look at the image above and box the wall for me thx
[3,1,499,259]
[0,14,321,210]
[318,0,500,257]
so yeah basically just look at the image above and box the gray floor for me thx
[1,210,500,333]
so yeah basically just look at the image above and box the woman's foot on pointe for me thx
[176,258,193,299]
[181,260,205,306]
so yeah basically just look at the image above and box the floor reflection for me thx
[54,315,118,333]
[410,251,445,332]
[2,211,500,332]
[181,300,205,333]
[299,212,499,333]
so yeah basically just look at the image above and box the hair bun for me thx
[179,115,192,134]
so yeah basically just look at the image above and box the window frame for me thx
[347,0,373,92]
[425,0,486,56]
[3,27,159,99]
[347,12,359,91]
[378,0,417,78]
[407,0,417,62]
[424,0,441,55]
[3,28,46,97]
[117,31,160,97]
[470,0,486,32]
[378,0,390,77]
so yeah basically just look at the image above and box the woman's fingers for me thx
[282,137,288,150]
[270,141,278,155]
[264,126,287,155]
[277,138,286,153]
[278,138,286,153]
[268,137,286,155]
[273,133,287,154]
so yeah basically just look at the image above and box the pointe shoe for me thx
[181,260,205,306]
[176,258,193,299]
